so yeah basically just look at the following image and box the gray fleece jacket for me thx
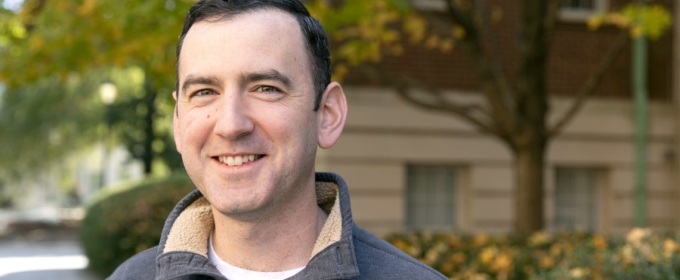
[108,172,447,280]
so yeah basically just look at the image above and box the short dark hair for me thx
[176,0,330,111]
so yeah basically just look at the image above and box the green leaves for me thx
[623,4,672,39]
[0,0,193,88]
[308,0,431,81]
[80,173,195,276]
[0,73,101,178]
[588,4,672,40]
[308,0,465,81]
[0,0,190,182]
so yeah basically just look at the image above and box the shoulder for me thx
[351,226,447,280]
[107,246,158,280]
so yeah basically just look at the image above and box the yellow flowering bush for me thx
[383,229,680,279]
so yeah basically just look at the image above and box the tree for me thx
[0,0,193,174]
[0,0,671,232]
[308,0,671,232]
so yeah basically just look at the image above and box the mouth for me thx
[213,154,265,167]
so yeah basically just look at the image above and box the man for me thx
[110,0,446,279]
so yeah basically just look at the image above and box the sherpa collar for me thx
[161,182,342,258]
[154,172,360,280]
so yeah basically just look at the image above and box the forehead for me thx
[178,9,311,86]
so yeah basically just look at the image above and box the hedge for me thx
[79,173,196,276]
[383,229,680,280]
[80,174,680,279]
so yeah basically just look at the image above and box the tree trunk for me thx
[142,80,157,175]
[514,142,546,233]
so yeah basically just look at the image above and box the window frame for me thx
[559,0,609,22]
[405,164,464,231]
[550,167,608,232]
[409,0,447,11]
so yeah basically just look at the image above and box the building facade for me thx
[316,0,679,235]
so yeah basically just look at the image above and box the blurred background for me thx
[0,0,678,279]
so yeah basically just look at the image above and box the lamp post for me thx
[100,83,117,105]
[632,0,648,228]
[99,82,117,189]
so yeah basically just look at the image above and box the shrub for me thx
[79,173,196,276]
[81,173,680,279]
[383,229,680,280]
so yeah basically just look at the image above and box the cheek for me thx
[280,114,318,156]
[269,106,315,136]
[179,112,213,150]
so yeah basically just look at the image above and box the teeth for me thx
[218,155,260,166]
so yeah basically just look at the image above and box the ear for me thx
[172,91,182,154]
[317,82,347,149]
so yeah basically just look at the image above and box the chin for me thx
[205,188,273,218]
[213,201,274,221]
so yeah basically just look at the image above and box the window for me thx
[409,0,446,11]
[560,0,608,22]
[554,168,598,231]
[562,0,595,10]
[406,165,457,230]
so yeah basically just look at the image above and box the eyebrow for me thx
[181,75,221,95]
[239,69,292,89]
[180,69,293,95]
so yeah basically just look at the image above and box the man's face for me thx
[174,10,319,217]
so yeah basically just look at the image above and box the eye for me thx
[255,85,282,93]
[192,89,216,97]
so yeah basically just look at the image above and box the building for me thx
[315,0,679,235]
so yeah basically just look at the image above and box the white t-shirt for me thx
[208,234,305,280]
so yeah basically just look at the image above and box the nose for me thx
[213,91,254,140]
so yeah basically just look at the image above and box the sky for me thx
[2,0,23,12]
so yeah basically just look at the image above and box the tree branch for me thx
[544,0,562,42]
[21,0,48,35]
[514,0,551,124]
[364,64,501,137]
[476,0,518,107]
[445,0,476,33]
[547,30,629,138]
[394,86,500,137]
[476,0,505,82]
[444,0,517,127]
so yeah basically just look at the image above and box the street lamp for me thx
[99,82,117,189]
[99,82,117,105]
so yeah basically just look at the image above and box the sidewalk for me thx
[0,223,101,280]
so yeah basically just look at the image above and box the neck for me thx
[211,183,328,272]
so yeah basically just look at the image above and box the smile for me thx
[216,154,264,166]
